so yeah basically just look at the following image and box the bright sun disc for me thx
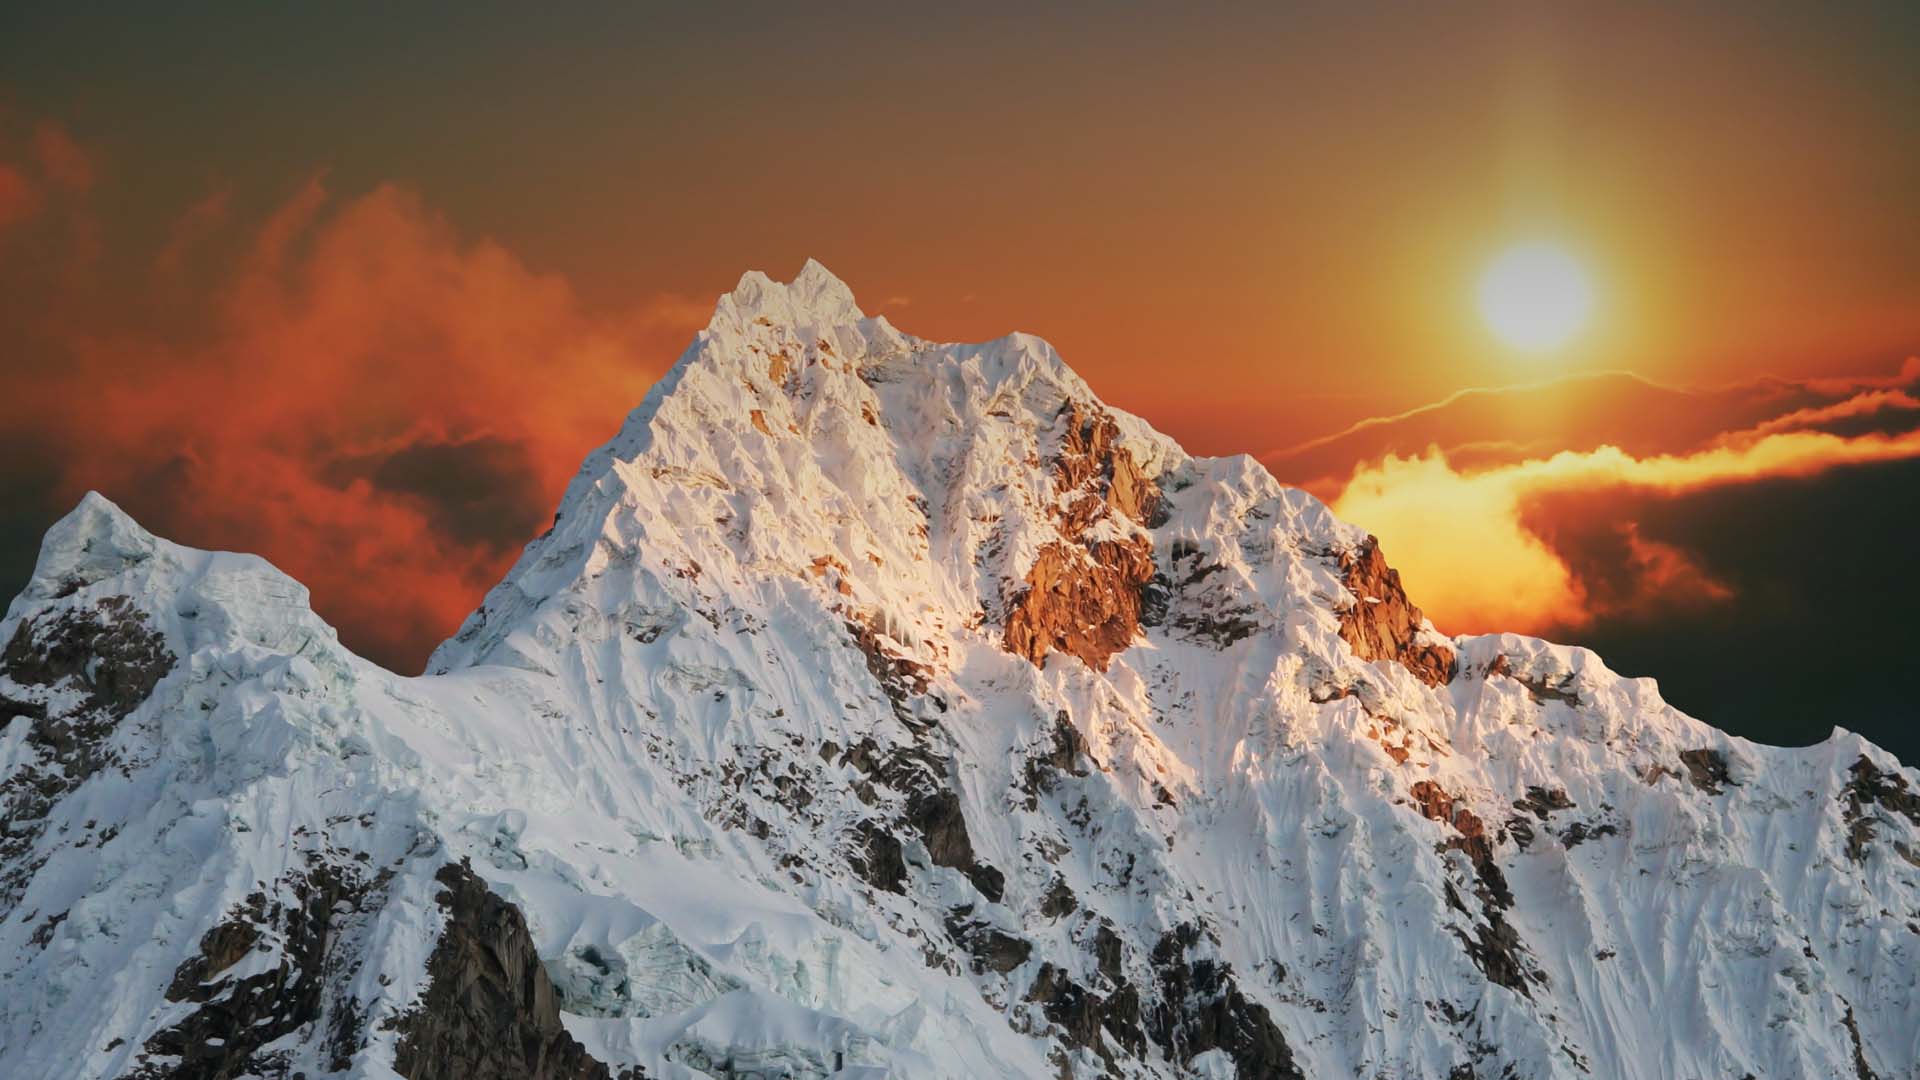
[1477,243,1594,352]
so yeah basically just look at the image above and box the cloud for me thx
[1739,388,1920,439]
[31,122,93,192]
[1266,366,1920,494]
[1546,460,1920,761]
[1325,373,1920,638]
[0,163,36,232]
[326,435,549,551]
[0,122,707,671]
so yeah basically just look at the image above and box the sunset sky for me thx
[3,6,1917,756]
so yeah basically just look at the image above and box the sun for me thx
[1476,242,1595,352]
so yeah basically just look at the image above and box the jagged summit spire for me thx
[710,258,864,332]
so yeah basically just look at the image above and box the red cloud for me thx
[31,122,93,192]
[0,133,706,670]
[0,163,39,232]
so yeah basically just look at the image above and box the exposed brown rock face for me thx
[1004,402,1163,672]
[1054,402,1161,528]
[391,861,626,1080]
[1004,538,1157,673]
[1336,538,1455,687]
[1841,755,1920,863]
[1409,780,1535,996]
[1679,748,1734,795]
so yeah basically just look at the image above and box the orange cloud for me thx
[0,149,706,670]
[31,122,93,192]
[1739,388,1920,438]
[0,163,38,232]
[1332,424,1920,635]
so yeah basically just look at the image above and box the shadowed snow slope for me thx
[4,261,1918,1079]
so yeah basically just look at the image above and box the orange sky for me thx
[2,7,1917,711]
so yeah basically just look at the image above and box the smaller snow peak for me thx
[17,491,159,604]
[711,258,864,333]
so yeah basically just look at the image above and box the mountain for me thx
[3,261,1917,1079]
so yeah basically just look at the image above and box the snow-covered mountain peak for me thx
[9,491,159,611]
[710,258,865,334]
[7,270,1920,1079]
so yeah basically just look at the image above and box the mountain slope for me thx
[4,261,1918,1079]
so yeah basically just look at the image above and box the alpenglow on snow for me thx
[3,261,1916,1079]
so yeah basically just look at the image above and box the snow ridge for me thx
[4,263,1918,1080]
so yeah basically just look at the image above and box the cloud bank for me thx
[0,121,705,669]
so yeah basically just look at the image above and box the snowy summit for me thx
[2,263,1916,1079]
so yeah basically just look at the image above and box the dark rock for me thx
[838,736,1004,900]
[1487,656,1580,705]
[132,863,386,1079]
[1,597,175,912]
[1024,962,1148,1067]
[1413,782,1541,995]
[1021,710,1091,809]
[2,595,175,721]
[1092,922,1125,984]
[1147,923,1303,1080]
[945,909,1033,975]
[1164,546,1262,648]
[1512,786,1575,820]
[1039,877,1078,919]
[1559,820,1618,849]
[843,615,930,716]
[1841,755,1920,863]
[852,821,908,893]
[1679,748,1734,795]
[1841,1000,1877,1080]
[391,861,629,1080]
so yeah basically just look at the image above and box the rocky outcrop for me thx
[946,906,1033,975]
[132,861,388,1080]
[838,736,1006,900]
[1023,960,1148,1071]
[1148,923,1303,1080]
[1,594,174,721]
[1162,541,1260,648]
[1053,401,1161,529]
[1004,402,1163,672]
[1841,755,1920,863]
[1336,537,1455,687]
[391,861,626,1080]
[1004,538,1156,673]
[1679,748,1734,795]
[1,596,174,911]
[844,613,931,713]
[1410,780,1536,996]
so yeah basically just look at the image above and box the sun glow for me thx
[1477,242,1595,352]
